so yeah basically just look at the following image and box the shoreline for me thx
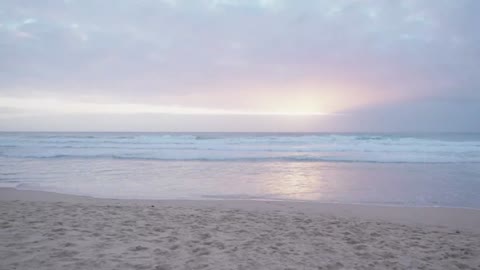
[5,185,480,209]
[2,187,480,232]
[2,187,480,269]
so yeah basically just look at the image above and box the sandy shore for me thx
[1,188,479,270]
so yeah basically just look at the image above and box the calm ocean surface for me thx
[1,132,480,208]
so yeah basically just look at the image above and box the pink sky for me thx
[1,0,479,131]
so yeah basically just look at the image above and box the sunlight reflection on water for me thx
[1,157,480,208]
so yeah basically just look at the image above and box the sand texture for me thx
[1,190,480,270]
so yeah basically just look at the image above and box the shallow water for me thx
[1,132,480,208]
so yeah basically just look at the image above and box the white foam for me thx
[1,133,479,163]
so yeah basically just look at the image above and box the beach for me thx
[1,188,479,270]
[3,0,480,268]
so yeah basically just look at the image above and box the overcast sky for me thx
[1,0,479,132]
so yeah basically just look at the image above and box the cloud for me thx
[0,1,479,131]
[326,98,480,132]
[0,96,329,116]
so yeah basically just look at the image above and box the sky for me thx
[0,0,479,132]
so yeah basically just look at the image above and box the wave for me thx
[2,133,480,164]
[1,153,480,164]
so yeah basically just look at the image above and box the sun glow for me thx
[0,97,329,117]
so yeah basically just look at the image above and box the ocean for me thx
[1,132,480,208]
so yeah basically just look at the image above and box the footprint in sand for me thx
[154,265,172,270]
[129,245,148,252]
[193,247,210,256]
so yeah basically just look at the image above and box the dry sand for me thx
[1,188,479,270]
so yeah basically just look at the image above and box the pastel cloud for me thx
[0,0,479,131]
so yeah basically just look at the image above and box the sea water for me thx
[1,132,479,208]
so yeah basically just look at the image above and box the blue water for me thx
[2,132,480,163]
[1,132,480,208]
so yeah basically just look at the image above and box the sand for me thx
[1,188,480,270]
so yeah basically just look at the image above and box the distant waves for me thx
[1,132,480,163]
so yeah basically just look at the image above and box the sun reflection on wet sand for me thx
[3,158,479,207]
[261,162,329,201]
